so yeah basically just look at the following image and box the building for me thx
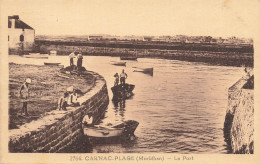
[8,15,35,53]
[88,35,103,40]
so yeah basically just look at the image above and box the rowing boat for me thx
[110,61,126,66]
[83,120,139,138]
[44,62,61,66]
[111,84,135,100]
[24,53,49,59]
[133,67,153,76]
[120,56,137,60]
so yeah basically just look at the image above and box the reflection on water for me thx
[112,99,126,122]
[9,55,245,153]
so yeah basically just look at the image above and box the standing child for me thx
[114,73,119,86]
[19,78,31,116]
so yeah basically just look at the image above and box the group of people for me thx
[57,86,80,111]
[114,69,128,86]
[69,51,84,69]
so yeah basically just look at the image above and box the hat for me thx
[26,78,32,84]
[67,86,74,92]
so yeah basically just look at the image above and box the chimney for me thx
[8,15,19,29]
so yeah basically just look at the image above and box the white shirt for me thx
[120,72,127,78]
[69,52,75,58]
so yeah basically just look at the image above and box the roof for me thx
[8,16,34,30]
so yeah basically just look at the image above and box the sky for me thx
[2,0,260,37]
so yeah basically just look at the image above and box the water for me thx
[9,55,244,153]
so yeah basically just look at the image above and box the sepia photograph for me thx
[0,0,259,163]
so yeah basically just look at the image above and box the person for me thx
[69,51,77,66]
[120,69,128,85]
[114,73,119,86]
[19,78,31,116]
[57,92,69,110]
[68,89,80,107]
[82,112,94,126]
[77,52,83,70]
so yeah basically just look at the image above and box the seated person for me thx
[58,92,69,110]
[68,89,80,107]
[82,112,93,126]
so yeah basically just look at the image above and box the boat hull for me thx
[83,120,139,138]
[134,67,153,76]
[120,57,137,60]
[83,126,124,138]
[24,54,49,59]
[44,62,61,66]
[111,84,135,100]
[111,62,126,66]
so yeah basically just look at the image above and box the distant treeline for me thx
[35,40,253,53]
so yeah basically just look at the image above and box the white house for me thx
[8,15,35,53]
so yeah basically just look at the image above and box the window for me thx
[8,35,9,41]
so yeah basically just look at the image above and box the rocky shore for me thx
[224,71,254,154]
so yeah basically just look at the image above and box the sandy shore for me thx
[9,63,95,129]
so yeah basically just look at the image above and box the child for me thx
[19,78,31,116]
[58,92,69,110]
[114,73,119,86]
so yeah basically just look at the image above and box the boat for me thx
[83,120,139,138]
[44,62,61,66]
[24,53,49,59]
[111,84,135,100]
[110,61,126,66]
[120,56,137,61]
[133,67,153,76]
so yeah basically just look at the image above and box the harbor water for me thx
[9,55,244,153]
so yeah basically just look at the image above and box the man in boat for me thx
[114,73,119,86]
[57,92,69,111]
[120,69,128,85]
[19,78,31,116]
[77,52,83,71]
[82,112,94,127]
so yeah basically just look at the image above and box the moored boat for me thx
[110,61,126,66]
[120,56,137,60]
[133,67,153,76]
[44,62,61,66]
[24,53,49,59]
[111,84,135,100]
[83,120,139,138]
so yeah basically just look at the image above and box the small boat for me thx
[110,61,126,66]
[120,56,137,60]
[24,53,49,59]
[44,62,61,66]
[133,67,153,76]
[83,120,139,138]
[111,84,135,100]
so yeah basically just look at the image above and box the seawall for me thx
[35,40,253,67]
[224,72,254,154]
[9,71,109,153]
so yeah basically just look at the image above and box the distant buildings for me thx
[8,15,35,53]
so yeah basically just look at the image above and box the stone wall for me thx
[36,43,253,67]
[9,71,109,153]
[224,72,254,154]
